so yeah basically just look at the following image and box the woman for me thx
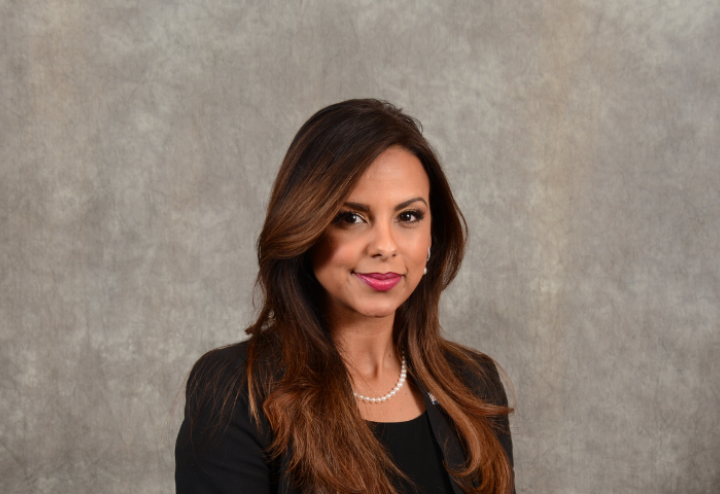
[175,99,514,494]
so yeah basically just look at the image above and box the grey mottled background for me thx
[1,1,719,493]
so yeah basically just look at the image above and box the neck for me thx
[328,310,398,378]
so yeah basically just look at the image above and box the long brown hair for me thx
[196,99,513,493]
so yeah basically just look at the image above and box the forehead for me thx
[348,147,430,200]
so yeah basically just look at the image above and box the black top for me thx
[175,341,514,494]
[370,411,454,494]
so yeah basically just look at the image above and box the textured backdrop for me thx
[1,1,719,493]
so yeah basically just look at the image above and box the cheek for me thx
[310,234,361,283]
[411,240,430,262]
[402,236,432,286]
[408,250,428,282]
[401,232,431,265]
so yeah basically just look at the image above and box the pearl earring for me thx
[423,247,431,275]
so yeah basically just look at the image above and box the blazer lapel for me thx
[412,376,466,494]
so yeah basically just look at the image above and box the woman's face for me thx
[310,146,432,323]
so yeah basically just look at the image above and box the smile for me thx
[354,272,403,292]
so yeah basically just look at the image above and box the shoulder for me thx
[442,342,509,407]
[182,341,253,431]
[441,342,515,469]
[179,339,278,452]
[185,341,252,406]
[176,340,280,490]
[188,341,251,385]
[184,336,282,421]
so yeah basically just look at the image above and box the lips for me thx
[354,272,403,292]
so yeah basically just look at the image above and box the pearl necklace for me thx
[353,355,407,404]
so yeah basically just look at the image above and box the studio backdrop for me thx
[1,1,719,493]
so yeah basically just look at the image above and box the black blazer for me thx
[175,342,514,494]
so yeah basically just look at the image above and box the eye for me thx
[334,211,364,225]
[398,209,425,224]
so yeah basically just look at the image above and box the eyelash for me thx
[398,209,425,224]
[333,209,425,225]
[332,211,361,225]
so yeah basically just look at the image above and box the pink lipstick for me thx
[354,272,403,292]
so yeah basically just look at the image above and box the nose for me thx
[368,220,398,259]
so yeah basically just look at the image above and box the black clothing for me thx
[175,341,514,494]
[370,411,454,494]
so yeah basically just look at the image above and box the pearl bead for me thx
[352,354,407,405]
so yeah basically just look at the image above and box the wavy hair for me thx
[197,99,513,493]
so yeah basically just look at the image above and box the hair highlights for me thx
[192,100,513,493]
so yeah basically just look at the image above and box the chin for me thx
[355,301,401,319]
[365,309,397,318]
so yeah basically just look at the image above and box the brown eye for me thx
[335,211,363,224]
[398,209,424,223]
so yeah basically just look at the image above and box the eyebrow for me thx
[343,197,428,212]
